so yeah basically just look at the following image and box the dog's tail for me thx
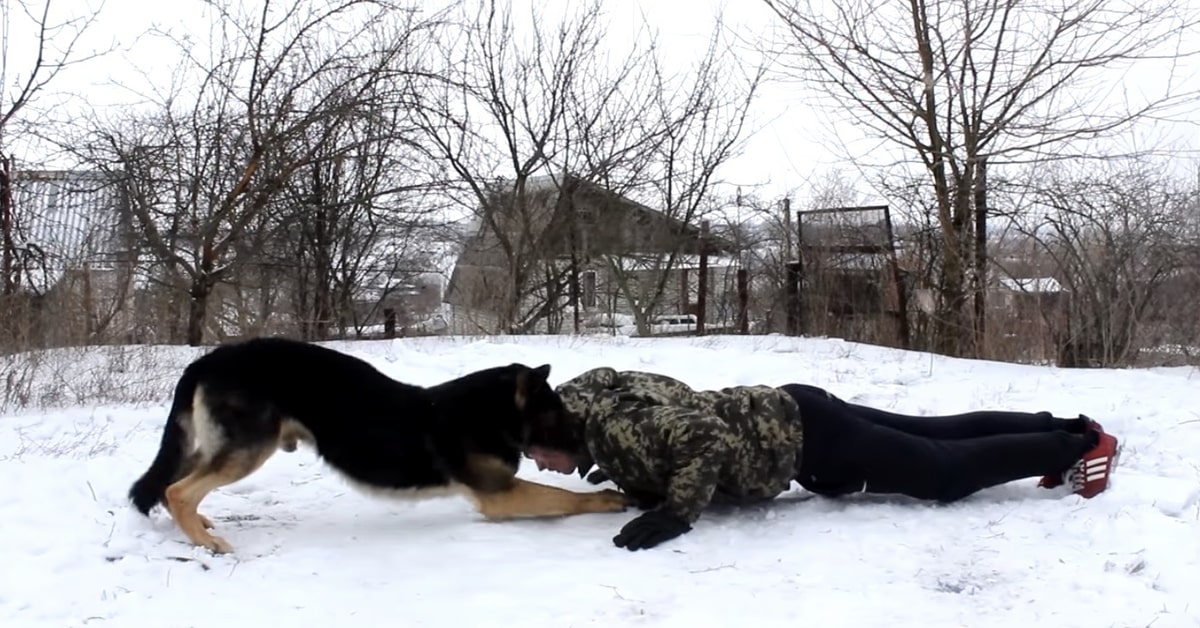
[129,364,199,515]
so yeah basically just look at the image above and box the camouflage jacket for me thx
[554,368,805,523]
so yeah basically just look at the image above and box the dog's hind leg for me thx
[463,455,629,521]
[174,452,215,530]
[164,442,276,554]
[162,388,281,554]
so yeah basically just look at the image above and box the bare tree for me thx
[761,0,1200,357]
[537,13,665,334]
[1005,159,1197,366]
[241,13,452,342]
[414,0,624,333]
[707,190,784,332]
[65,0,427,345]
[279,108,448,340]
[587,22,764,336]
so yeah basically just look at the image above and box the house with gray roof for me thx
[4,168,138,345]
[443,174,739,334]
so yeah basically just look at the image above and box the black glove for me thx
[586,469,609,485]
[612,509,692,551]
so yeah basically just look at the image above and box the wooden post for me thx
[882,205,911,349]
[696,220,709,335]
[565,174,582,335]
[570,270,581,334]
[82,263,94,339]
[383,308,397,339]
[784,262,800,336]
[0,154,16,295]
[782,198,792,263]
[736,267,749,334]
[792,207,805,336]
[679,268,689,313]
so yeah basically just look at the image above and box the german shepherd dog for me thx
[128,337,626,554]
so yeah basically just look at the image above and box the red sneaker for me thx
[1038,416,1102,489]
[1069,424,1120,499]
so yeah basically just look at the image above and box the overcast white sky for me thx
[3,0,1197,209]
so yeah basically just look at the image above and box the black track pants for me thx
[780,384,1097,502]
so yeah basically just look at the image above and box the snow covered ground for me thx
[2,334,1199,627]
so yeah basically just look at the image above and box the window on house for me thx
[577,204,595,225]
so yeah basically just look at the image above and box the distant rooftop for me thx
[8,169,133,292]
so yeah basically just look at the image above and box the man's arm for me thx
[611,408,732,550]
[658,410,732,522]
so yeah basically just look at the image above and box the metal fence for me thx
[786,205,910,348]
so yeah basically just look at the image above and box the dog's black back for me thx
[186,336,432,428]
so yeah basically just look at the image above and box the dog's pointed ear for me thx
[514,364,552,411]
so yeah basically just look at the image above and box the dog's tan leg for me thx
[163,445,276,554]
[462,454,627,521]
[472,478,628,521]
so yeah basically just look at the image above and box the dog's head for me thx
[430,362,581,455]
[511,363,580,454]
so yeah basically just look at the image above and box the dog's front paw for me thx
[201,534,234,555]
[588,488,629,513]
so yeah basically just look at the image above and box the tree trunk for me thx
[312,217,333,340]
[933,224,969,356]
[186,279,213,347]
[310,165,335,341]
[500,252,531,333]
[911,0,973,358]
[972,157,988,357]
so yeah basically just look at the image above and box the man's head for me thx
[526,445,578,474]
[511,364,586,473]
